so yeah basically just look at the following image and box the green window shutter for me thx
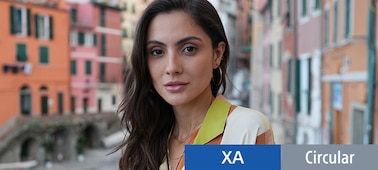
[10,6,15,34]
[270,45,273,67]
[100,7,105,27]
[287,59,292,92]
[35,14,39,38]
[101,34,106,56]
[85,60,91,75]
[334,1,338,43]
[27,9,31,36]
[269,90,273,113]
[307,58,311,115]
[17,44,27,62]
[78,32,85,45]
[99,63,106,82]
[295,59,301,113]
[70,9,77,24]
[302,0,307,17]
[93,34,97,45]
[344,0,351,39]
[39,46,48,64]
[71,60,76,75]
[49,16,53,40]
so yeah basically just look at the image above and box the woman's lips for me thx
[164,81,189,92]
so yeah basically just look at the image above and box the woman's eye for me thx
[183,46,196,53]
[151,49,163,56]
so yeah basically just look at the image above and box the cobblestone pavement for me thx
[35,147,121,170]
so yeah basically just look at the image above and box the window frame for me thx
[11,6,28,36]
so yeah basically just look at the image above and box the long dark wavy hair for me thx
[116,0,230,169]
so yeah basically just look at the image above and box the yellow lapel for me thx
[192,95,231,144]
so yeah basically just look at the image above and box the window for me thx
[40,86,48,115]
[287,59,292,93]
[100,7,105,27]
[35,14,53,40]
[101,34,106,56]
[269,90,273,114]
[10,6,31,36]
[20,86,31,115]
[39,46,49,64]
[83,98,88,113]
[122,28,128,38]
[71,60,77,75]
[307,58,312,115]
[122,2,127,11]
[112,95,116,105]
[84,33,95,46]
[334,0,339,44]
[17,43,27,62]
[344,0,352,40]
[93,34,97,46]
[58,92,63,114]
[85,60,92,75]
[99,63,106,82]
[324,8,330,47]
[286,0,291,27]
[71,96,75,114]
[70,8,77,24]
[301,0,308,18]
[277,0,281,17]
[70,31,78,46]
[269,44,273,68]
[78,32,85,45]
[278,41,282,69]
[314,0,321,11]
[132,4,136,14]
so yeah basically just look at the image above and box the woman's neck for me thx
[172,92,215,141]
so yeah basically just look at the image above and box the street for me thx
[36,148,121,170]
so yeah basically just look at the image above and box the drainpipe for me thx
[367,0,376,144]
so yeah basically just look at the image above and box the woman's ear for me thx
[213,41,226,69]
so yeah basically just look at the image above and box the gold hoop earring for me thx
[216,67,222,86]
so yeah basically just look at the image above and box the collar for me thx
[192,95,231,144]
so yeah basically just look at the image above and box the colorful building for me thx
[0,0,70,129]
[67,0,98,114]
[281,0,297,144]
[296,0,322,144]
[321,0,369,144]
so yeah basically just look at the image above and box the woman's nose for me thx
[165,52,183,75]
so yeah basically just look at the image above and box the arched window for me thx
[20,86,31,115]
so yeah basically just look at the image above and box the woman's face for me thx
[147,11,225,106]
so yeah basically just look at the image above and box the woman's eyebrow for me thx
[146,36,202,46]
[146,40,166,47]
[175,36,202,46]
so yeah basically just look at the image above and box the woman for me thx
[116,0,274,169]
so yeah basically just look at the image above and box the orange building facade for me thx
[0,0,70,128]
[321,0,369,144]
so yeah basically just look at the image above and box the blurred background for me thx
[0,0,377,169]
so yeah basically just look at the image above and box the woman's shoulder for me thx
[221,105,273,144]
[228,105,271,130]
